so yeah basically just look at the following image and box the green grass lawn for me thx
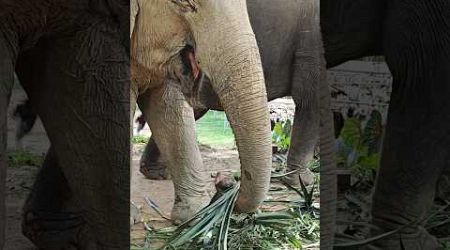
[132,111,235,148]
[195,111,235,148]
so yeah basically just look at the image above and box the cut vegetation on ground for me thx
[334,111,450,249]
[131,108,320,249]
[132,159,320,250]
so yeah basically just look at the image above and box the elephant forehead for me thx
[132,2,190,63]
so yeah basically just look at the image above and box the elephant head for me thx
[131,0,272,212]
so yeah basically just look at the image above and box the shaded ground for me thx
[335,179,450,249]
[130,143,241,248]
[4,87,49,250]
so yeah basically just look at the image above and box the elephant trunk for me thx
[208,36,272,212]
[184,0,271,213]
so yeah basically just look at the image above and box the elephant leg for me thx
[284,28,321,187]
[22,147,93,250]
[139,138,168,180]
[369,3,450,249]
[139,85,210,224]
[369,103,445,250]
[319,55,337,250]
[16,25,130,249]
[139,107,209,180]
[284,105,319,187]
[0,84,9,250]
[0,35,16,250]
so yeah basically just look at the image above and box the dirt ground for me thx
[130,142,241,247]
[4,87,49,250]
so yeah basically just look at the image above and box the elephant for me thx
[1,1,130,249]
[138,0,322,192]
[321,0,450,249]
[132,0,327,245]
[130,0,273,224]
[135,0,450,249]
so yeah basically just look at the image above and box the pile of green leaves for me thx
[272,119,292,153]
[336,110,383,182]
[226,210,318,249]
[427,201,450,247]
[141,178,320,250]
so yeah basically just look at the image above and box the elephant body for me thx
[140,0,321,189]
[131,0,274,223]
[321,0,450,249]
[1,1,130,249]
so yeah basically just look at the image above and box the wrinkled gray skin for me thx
[135,2,330,247]
[136,0,330,245]
[140,0,321,190]
[139,0,450,249]
[322,0,450,249]
[1,1,130,249]
[131,0,273,224]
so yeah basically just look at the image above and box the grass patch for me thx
[196,111,235,148]
[133,135,150,144]
[131,111,235,148]
[7,150,44,167]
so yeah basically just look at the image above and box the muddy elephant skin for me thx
[321,0,450,249]
[1,1,130,249]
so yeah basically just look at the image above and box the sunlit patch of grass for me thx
[7,150,44,167]
[196,111,235,149]
[132,135,150,144]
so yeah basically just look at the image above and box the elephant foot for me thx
[171,194,210,225]
[22,210,95,250]
[282,167,315,187]
[363,226,439,250]
[139,161,169,180]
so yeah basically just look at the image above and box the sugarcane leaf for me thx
[340,117,362,149]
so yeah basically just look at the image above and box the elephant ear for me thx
[170,0,199,13]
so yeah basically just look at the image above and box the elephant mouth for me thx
[180,44,200,81]
[177,44,210,107]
